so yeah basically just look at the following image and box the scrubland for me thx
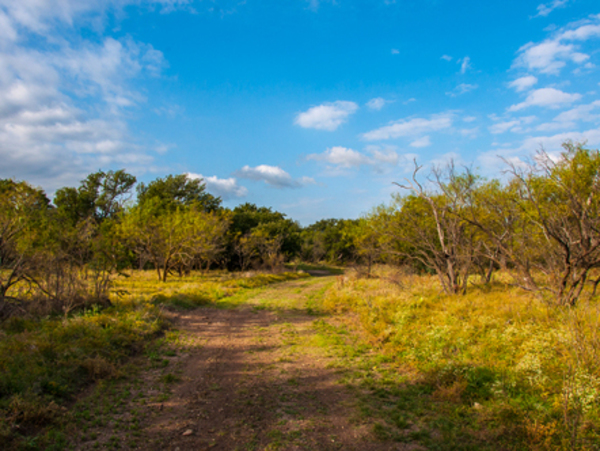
[315,266,600,450]
[1,267,599,450]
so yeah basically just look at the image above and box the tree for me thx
[389,163,479,294]
[226,203,301,270]
[301,219,359,264]
[508,143,600,305]
[54,169,136,225]
[119,202,229,281]
[0,180,51,316]
[137,174,220,214]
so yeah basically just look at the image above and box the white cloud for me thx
[294,101,359,131]
[508,87,581,111]
[0,0,180,190]
[410,136,431,148]
[535,0,569,17]
[307,145,400,171]
[307,146,371,168]
[460,127,479,137]
[458,56,471,74]
[489,116,537,134]
[520,127,600,153]
[441,55,452,61]
[362,113,453,141]
[366,97,388,111]
[536,100,600,131]
[478,125,600,177]
[0,0,194,38]
[508,75,538,92]
[367,146,400,166]
[514,15,600,74]
[446,83,478,97]
[235,165,315,188]
[187,173,248,200]
[391,49,400,55]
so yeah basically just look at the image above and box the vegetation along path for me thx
[72,276,411,451]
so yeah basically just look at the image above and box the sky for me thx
[1,0,599,224]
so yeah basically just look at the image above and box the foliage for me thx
[227,203,301,270]
[300,218,358,264]
[0,301,165,448]
[119,203,230,281]
[54,170,136,225]
[359,143,600,305]
[0,180,52,316]
[136,173,221,214]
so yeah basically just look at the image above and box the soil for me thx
[74,278,418,450]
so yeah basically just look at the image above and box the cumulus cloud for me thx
[508,75,538,92]
[0,0,178,190]
[294,101,359,131]
[235,165,315,188]
[446,83,478,97]
[187,173,248,200]
[507,87,581,111]
[514,15,600,74]
[307,145,400,172]
[478,125,600,176]
[441,54,452,61]
[307,146,371,168]
[362,113,453,141]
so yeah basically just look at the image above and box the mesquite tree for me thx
[389,163,479,294]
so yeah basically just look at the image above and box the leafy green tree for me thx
[54,169,136,225]
[301,219,358,264]
[227,203,301,269]
[137,174,220,213]
[0,180,51,315]
[119,202,229,281]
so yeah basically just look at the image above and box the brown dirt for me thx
[73,278,417,450]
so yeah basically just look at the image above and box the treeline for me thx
[0,172,361,317]
[2,141,599,316]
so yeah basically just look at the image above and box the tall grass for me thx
[319,266,600,449]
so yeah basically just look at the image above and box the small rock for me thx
[182,429,193,436]
[473,402,482,410]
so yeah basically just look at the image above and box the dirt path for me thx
[74,278,411,450]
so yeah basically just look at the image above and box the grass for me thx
[309,265,600,450]
[0,269,308,450]
[4,265,599,449]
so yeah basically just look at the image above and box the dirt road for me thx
[74,277,413,450]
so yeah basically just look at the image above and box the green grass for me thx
[6,265,597,450]
[310,266,600,450]
[0,269,310,450]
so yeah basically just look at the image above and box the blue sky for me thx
[1,0,599,224]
